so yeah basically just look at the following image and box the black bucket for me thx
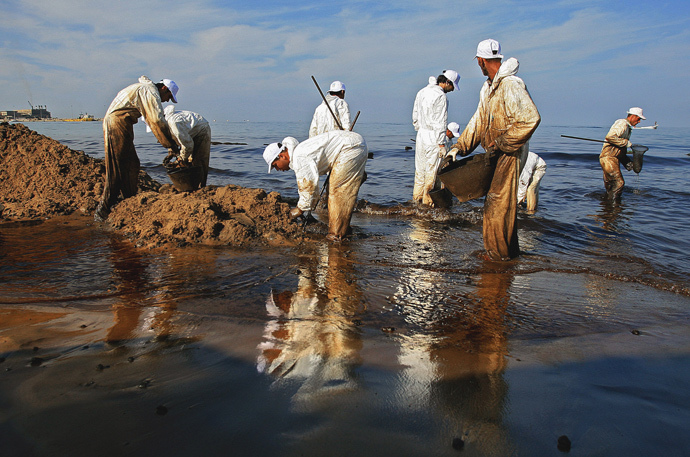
[429,187,453,208]
[631,144,648,174]
[166,165,203,192]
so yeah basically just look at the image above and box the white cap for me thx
[281,136,299,154]
[330,80,345,92]
[443,69,460,90]
[161,79,179,103]
[627,107,646,120]
[476,39,503,60]
[263,143,283,173]
[447,122,461,138]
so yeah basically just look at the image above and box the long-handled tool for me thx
[561,135,649,173]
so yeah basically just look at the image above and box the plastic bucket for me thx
[166,165,203,191]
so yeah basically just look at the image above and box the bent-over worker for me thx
[448,39,540,260]
[444,122,461,150]
[517,151,546,211]
[412,70,460,205]
[163,105,212,188]
[599,107,645,200]
[263,130,368,241]
[309,80,351,137]
[95,76,179,221]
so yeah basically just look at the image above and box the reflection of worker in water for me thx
[448,39,541,260]
[163,105,212,188]
[257,244,363,405]
[428,260,513,452]
[263,131,368,241]
[95,76,180,222]
[517,151,546,211]
[600,107,645,200]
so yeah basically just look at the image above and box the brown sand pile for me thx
[0,122,158,220]
[108,185,302,248]
[0,122,303,248]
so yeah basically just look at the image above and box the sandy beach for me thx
[2,122,690,456]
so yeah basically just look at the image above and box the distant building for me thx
[1,106,51,119]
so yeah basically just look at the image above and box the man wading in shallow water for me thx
[263,131,368,241]
[95,76,180,222]
[447,39,541,261]
[599,107,645,200]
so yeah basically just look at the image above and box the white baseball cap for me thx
[627,107,646,120]
[263,143,283,173]
[330,80,346,92]
[443,69,460,90]
[161,79,179,103]
[447,122,461,137]
[476,39,503,60]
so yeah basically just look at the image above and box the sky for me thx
[1,0,689,128]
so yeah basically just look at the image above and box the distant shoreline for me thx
[1,118,102,123]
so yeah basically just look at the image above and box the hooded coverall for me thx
[517,151,546,211]
[164,106,212,188]
[309,94,351,138]
[453,58,541,260]
[599,119,633,199]
[412,77,448,205]
[97,76,177,219]
[285,130,368,239]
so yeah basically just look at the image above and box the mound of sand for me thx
[0,122,157,220]
[0,122,302,248]
[109,185,302,248]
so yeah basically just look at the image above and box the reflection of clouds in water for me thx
[257,244,363,408]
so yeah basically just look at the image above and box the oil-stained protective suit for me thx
[309,94,351,137]
[453,58,541,260]
[412,77,448,205]
[164,106,212,187]
[600,118,633,199]
[97,76,177,219]
[517,151,546,211]
[285,130,368,239]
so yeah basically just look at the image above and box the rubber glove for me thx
[624,162,633,171]
[289,207,303,220]
[438,145,447,158]
[446,147,460,161]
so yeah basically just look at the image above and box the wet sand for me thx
[2,214,690,456]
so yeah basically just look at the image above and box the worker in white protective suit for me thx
[263,131,368,241]
[163,105,212,188]
[444,122,461,150]
[412,70,460,205]
[599,107,644,200]
[309,81,351,137]
[448,39,540,260]
[517,151,546,211]
[95,76,179,221]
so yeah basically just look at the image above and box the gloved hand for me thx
[163,150,177,165]
[289,207,303,220]
[624,162,633,171]
[438,145,447,158]
[446,147,460,161]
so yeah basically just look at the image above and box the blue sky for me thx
[1,0,689,127]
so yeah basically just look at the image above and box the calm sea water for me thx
[3,120,690,456]
[21,119,690,291]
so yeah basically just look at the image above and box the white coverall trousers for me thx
[413,129,442,205]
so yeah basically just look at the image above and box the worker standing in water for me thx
[448,39,540,260]
[163,105,212,188]
[263,130,368,241]
[599,107,645,200]
[412,70,460,206]
[95,76,179,221]
[309,81,351,137]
